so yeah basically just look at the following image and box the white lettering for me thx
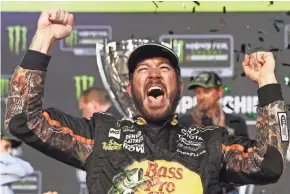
[123,143,144,153]
[108,128,121,139]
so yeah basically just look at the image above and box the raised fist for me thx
[242,52,277,87]
[37,9,74,40]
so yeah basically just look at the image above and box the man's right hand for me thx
[37,9,74,40]
[30,9,74,54]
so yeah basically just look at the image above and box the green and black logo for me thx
[1,77,11,101]
[173,39,184,63]
[74,75,95,100]
[65,29,78,47]
[7,25,27,55]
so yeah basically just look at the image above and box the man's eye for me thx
[160,66,170,71]
[138,68,148,72]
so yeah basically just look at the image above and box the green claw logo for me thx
[65,29,78,47]
[7,26,27,55]
[74,75,95,100]
[1,77,11,100]
[108,168,149,194]
[173,39,184,63]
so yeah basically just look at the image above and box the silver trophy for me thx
[96,39,151,118]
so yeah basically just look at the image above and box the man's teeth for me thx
[148,86,162,92]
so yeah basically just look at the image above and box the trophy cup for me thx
[96,39,152,118]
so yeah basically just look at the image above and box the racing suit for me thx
[5,50,289,194]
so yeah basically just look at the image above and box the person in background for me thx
[180,71,249,138]
[179,72,249,194]
[79,86,123,119]
[0,128,34,194]
[77,86,123,194]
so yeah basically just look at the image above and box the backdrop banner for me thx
[1,11,289,194]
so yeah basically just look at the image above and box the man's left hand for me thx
[242,52,278,88]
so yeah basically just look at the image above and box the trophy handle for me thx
[95,42,126,118]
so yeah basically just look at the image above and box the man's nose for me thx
[148,68,161,79]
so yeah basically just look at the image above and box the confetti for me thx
[282,63,290,67]
[223,6,226,14]
[259,37,264,42]
[284,77,290,85]
[247,44,252,51]
[193,1,200,6]
[236,54,240,62]
[220,18,226,25]
[234,50,240,53]
[182,3,185,9]
[268,48,280,52]
[131,34,134,39]
[241,44,246,54]
[225,102,234,111]
[209,29,219,32]
[169,30,174,34]
[287,44,290,49]
[274,19,284,24]
[232,74,238,80]
[241,72,246,77]
[152,1,158,8]
[192,6,196,13]
[287,11,290,16]
[254,46,263,51]
[258,29,268,34]
[273,23,280,32]
[270,1,273,5]
[246,25,250,29]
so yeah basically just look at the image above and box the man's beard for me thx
[131,82,181,124]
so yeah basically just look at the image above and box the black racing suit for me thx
[5,50,289,194]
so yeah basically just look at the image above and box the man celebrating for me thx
[180,72,249,137]
[5,9,289,194]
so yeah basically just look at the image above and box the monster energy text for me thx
[65,29,78,47]
[7,26,27,55]
[74,75,95,100]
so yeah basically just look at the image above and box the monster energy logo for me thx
[1,77,11,101]
[74,75,95,100]
[65,29,78,47]
[7,26,27,55]
[173,39,184,63]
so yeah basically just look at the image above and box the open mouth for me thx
[147,86,165,102]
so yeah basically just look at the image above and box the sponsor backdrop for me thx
[1,2,290,194]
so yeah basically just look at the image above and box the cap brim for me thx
[127,43,179,75]
[188,82,216,90]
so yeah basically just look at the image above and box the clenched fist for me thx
[30,9,74,54]
[242,52,278,87]
[37,9,74,39]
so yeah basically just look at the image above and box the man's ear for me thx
[127,82,132,97]
[179,80,184,95]
[218,86,224,98]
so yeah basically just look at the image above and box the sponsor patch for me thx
[278,112,289,142]
[108,128,121,139]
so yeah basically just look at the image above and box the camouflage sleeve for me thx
[220,84,289,185]
[5,50,95,170]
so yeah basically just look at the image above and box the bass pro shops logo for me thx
[7,26,27,55]
[74,75,95,100]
